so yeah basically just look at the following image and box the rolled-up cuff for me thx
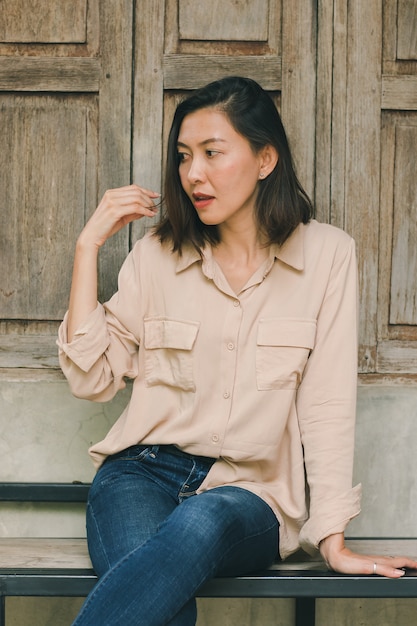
[299,483,362,556]
[57,305,110,373]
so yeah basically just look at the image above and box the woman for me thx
[58,77,417,625]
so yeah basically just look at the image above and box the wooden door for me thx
[0,1,133,369]
[3,0,415,384]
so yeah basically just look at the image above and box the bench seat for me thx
[1,538,416,626]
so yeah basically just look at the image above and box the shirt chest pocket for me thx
[143,317,200,391]
[256,318,316,390]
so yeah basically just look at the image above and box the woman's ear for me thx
[258,145,279,180]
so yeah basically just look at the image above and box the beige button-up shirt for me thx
[58,219,361,558]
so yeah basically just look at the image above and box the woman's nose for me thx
[187,157,205,183]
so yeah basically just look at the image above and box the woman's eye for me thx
[177,152,189,163]
[206,150,219,158]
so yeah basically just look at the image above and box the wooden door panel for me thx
[178,0,269,41]
[375,0,417,376]
[0,95,97,320]
[390,124,417,326]
[0,0,88,43]
[397,0,417,60]
[0,1,132,369]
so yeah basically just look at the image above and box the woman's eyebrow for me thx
[177,137,227,149]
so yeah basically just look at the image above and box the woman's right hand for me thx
[78,184,160,249]
[67,184,159,341]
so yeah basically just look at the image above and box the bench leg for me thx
[296,597,315,626]
[0,595,4,626]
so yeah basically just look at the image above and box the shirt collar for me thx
[175,222,306,273]
[272,222,305,271]
[176,245,203,273]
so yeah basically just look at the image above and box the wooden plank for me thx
[163,54,282,90]
[0,337,59,369]
[377,113,396,342]
[330,0,349,228]
[344,0,382,372]
[315,0,334,222]
[382,75,417,110]
[131,0,165,244]
[0,538,91,568]
[281,1,317,200]
[178,0,269,41]
[377,341,417,373]
[0,0,87,43]
[0,57,100,92]
[358,372,417,386]
[0,537,415,570]
[0,368,65,382]
[390,125,417,325]
[397,0,417,60]
[96,0,133,303]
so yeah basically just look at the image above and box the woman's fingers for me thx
[101,185,160,218]
[81,184,160,247]
[366,555,417,578]
[329,549,417,578]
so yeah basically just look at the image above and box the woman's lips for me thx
[192,193,214,209]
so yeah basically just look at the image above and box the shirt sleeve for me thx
[296,236,362,555]
[57,246,142,402]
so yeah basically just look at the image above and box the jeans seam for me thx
[87,502,111,574]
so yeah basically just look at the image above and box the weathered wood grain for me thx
[377,341,417,373]
[0,537,415,569]
[96,0,133,303]
[0,336,59,369]
[1,0,416,379]
[0,95,96,320]
[382,75,417,109]
[281,1,317,200]
[178,0,269,41]
[163,54,282,90]
[0,0,87,43]
[0,57,100,91]
[344,0,382,372]
[390,125,417,325]
[397,0,417,60]
[131,0,165,244]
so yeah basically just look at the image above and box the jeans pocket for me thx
[90,446,154,499]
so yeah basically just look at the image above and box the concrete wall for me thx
[1,377,417,625]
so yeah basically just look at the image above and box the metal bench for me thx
[1,483,416,626]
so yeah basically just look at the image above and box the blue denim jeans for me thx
[72,444,279,626]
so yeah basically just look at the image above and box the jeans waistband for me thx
[158,444,216,466]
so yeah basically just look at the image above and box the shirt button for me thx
[233,300,240,307]
[223,391,230,399]
[211,434,219,443]
[227,342,235,350]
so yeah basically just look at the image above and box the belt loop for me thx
[149,445,159,459]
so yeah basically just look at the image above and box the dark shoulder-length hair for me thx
[155,76,313,253]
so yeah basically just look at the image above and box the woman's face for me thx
[177,108,265,230]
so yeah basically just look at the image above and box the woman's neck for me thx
[213,224,269,293]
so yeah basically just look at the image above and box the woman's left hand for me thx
[319,533,417,578]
